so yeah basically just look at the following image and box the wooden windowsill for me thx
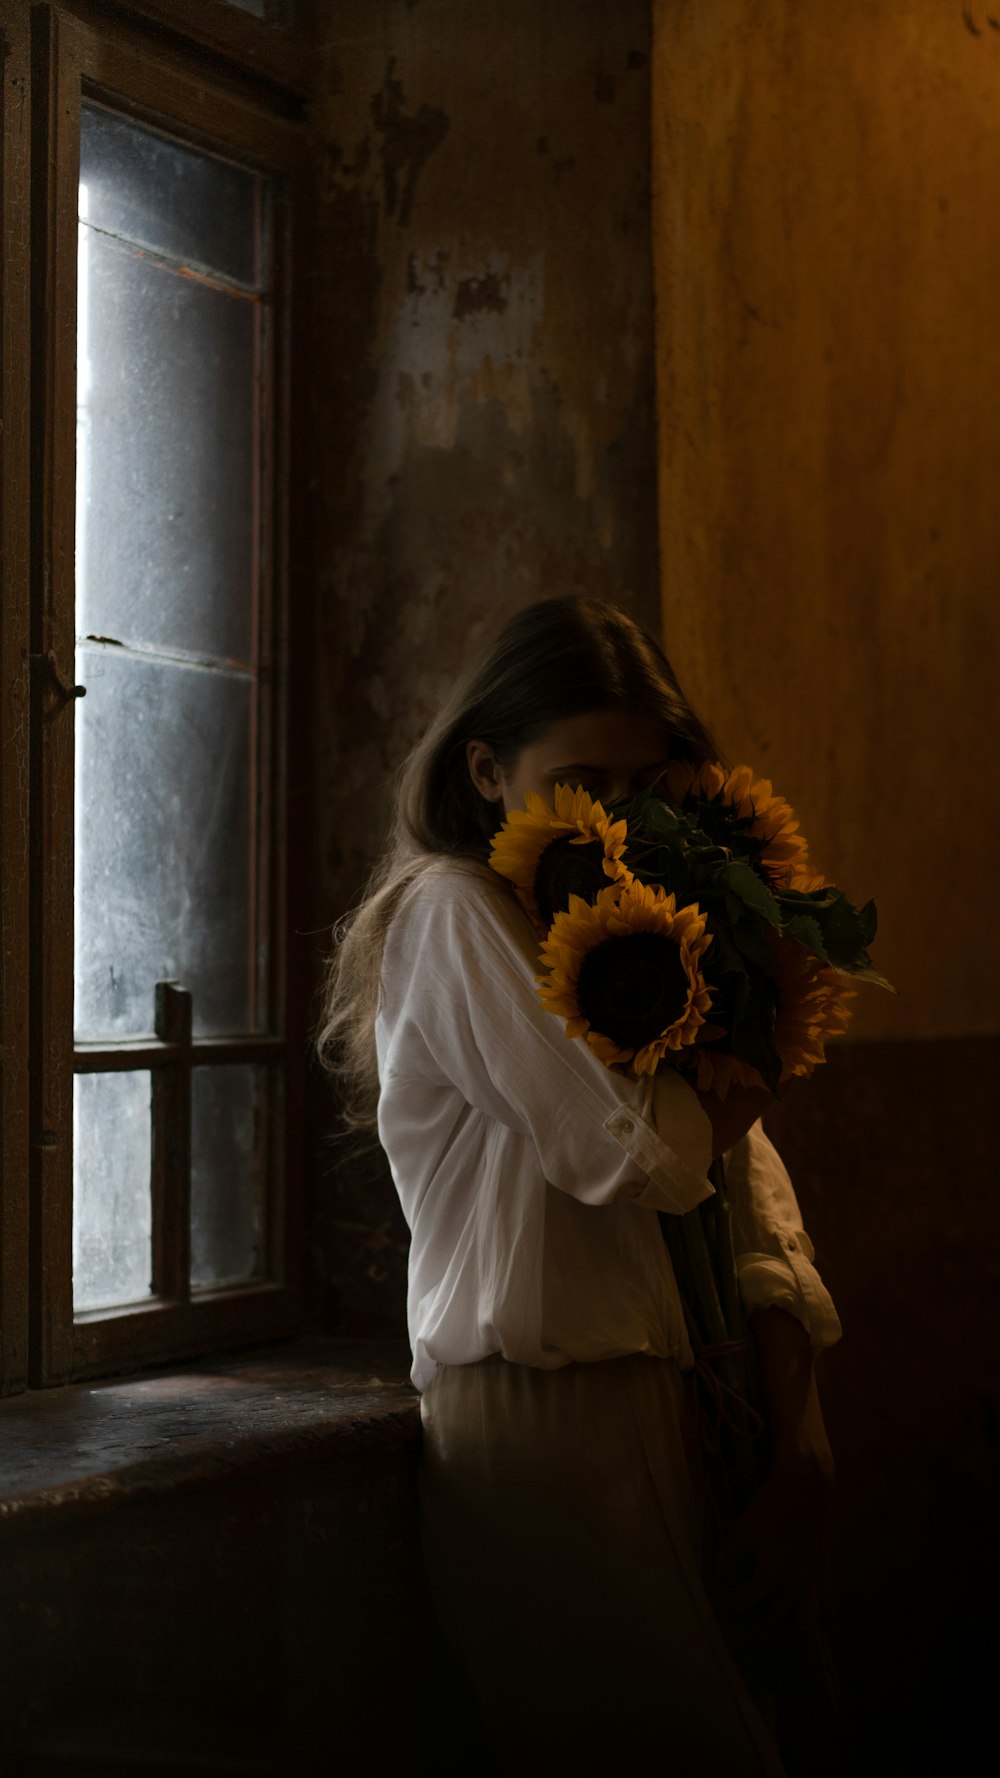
[0,1339,420,1526]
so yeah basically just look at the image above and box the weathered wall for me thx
[653,0,1000,1041]
[297,6,1000,1762]
[307,0,660,904]
[303,0,661,1331]
[653,4,1000,1763]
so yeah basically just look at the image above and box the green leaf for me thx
[776,886,836,904]
[616,791,720,862]
[615,791,681,846]
[858,898,878,946]
[718,861,782,929]
[720,899,773,970]
[834,959,898,993]
[776,885,883,972]
[702,910,749,980]
[781,913,830,962]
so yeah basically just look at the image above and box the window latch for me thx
[28,650,87,705]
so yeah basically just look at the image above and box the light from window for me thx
[73,1072,152,1312]
[73,105,272,1311]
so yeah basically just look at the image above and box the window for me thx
[1,0,309,1390]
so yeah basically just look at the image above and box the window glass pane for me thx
[191,1066,267,1289]
[72,103,275,1322]
[73,1072,153,1313]
[74,647,255,1041]
[79,106,262,287]
[76,213,257,662]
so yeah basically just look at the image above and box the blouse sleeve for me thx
[377,862,716,1217]
[724,1120,843,1352]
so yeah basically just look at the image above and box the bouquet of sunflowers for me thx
[489,759,894,1529]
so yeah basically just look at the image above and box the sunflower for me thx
[694,934,857,1100]
[769,937,857,1079]
[664,758,810,888]
[489,783,630,931]
[536,880,714,1076]
[787,865,827,893]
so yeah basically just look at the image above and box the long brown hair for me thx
[314,596,725,1130]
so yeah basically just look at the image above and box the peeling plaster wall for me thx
[303,0,659,1329]
[307,0,658,898]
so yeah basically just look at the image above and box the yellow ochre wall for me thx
[653,0,998,1040]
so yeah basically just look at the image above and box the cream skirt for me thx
[418,1351,788,1777]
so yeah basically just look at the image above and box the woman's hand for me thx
[692,1082,776,1159]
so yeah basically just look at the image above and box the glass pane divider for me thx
[77,633,260,680]
[152,981,192,1301]
[79,217,268,300]
[73,1035,286,1071]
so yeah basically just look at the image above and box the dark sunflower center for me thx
[533,837,609,928]
[576,932,691,1052]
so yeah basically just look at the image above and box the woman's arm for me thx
[752,1303,835,1478]
[710,1124,840,1634]
[723,1121,843,1353]
[379,863,721,1215]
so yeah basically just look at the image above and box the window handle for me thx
[28,650,87,705]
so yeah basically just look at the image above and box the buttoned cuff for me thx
[736,1226,843,1351]
[604,1072,715,1216]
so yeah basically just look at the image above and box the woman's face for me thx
[467,709,673,816]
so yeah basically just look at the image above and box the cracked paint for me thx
[371,56,450,226]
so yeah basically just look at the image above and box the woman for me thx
[317,597,841,1776]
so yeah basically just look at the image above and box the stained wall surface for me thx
[652,5,999,1762]
[303,0,661,1329]
[307,0,660,909]
[653,0,1000,1040]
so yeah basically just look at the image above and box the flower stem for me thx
[660,1156,769,1525]
[709,1156,745,1345]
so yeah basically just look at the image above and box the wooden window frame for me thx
[14,0,309,1389]
[107,1,312,97]
[1,3,34,1400]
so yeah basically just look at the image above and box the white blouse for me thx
[375,857,842,1394]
